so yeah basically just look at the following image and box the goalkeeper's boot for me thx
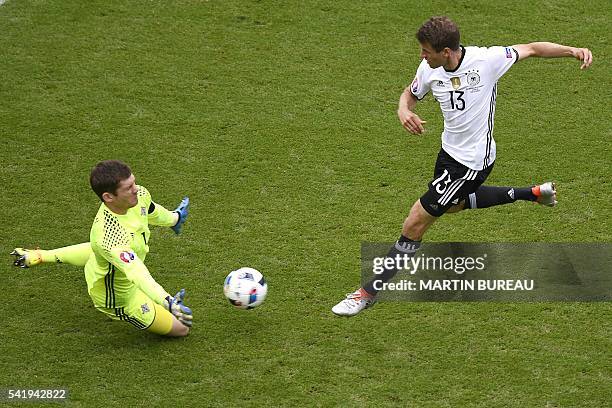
[532,182,557,207]
[10,248,43,268]
[332,288,375,317]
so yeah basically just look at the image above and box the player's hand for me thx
[165,289,193,327]
[571,47,593,70]
[398,108,427,135]
[171,197,189,235]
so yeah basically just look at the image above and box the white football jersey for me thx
[410,45,518,170]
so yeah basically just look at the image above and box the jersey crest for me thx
[467,72,480,86]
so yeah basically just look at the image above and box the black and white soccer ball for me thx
[223,267,268,309]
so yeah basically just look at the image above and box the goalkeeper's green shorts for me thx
[92,288,173,335]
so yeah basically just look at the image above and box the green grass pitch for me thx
[1,1,610,406]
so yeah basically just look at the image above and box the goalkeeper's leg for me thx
[11,242,92,268]
[92,289,189,337]
[148,303,190,337]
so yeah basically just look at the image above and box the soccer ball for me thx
[223,267,268,309]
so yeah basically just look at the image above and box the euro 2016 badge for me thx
[119,251,135,263]
[451,77,461,90]
[411,77,419,93]
[141,206,146,216]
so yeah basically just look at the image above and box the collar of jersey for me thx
[444,45,466,73]
[103,203,130,217]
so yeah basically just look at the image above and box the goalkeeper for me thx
[12,160,193,337]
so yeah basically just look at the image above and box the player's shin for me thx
[465,185,536,209]
[362,235,421,296]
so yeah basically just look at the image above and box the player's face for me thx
[419,42,446,68]
[111,174,139,209]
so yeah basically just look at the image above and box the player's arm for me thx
[149,197,189,234]
[105,246,171,306]
[139,185,189,234]
[513,42,593,69]
[398,87,427,135]
[100,245,193,325]
[148,202,179,227]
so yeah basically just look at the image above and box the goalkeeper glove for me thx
[171,197,190,235]
[10,248,43,268]
[165,289,193,327]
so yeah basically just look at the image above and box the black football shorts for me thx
[420,149,494,217]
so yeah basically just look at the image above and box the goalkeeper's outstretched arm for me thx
[147,202,178,226]
[147,197,189,235]
[11,243,92,268]
[139,185,189,233]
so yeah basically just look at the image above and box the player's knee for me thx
[167,318,190,337]
[175,324,190,337]
[446,200,466,213]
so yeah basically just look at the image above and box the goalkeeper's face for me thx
[110,174,139,210]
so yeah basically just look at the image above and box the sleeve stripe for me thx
[411,90,427,101]
[513,48,519,64]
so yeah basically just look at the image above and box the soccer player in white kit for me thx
[333,16,593,316]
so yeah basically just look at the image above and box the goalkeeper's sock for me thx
[362,235,421,296]
[40,242,92,266]
[465,185,536,209]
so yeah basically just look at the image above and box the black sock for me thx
[465,185,536,209]
[363,235,421,296]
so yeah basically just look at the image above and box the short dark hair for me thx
[90,160,132,201]
[416,16,460,52]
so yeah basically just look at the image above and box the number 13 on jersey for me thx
[449,91,465,110]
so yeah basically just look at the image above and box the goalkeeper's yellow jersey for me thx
[84,185,176,308]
